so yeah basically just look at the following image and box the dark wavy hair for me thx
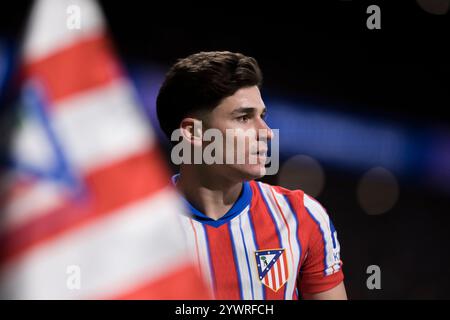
[156,51,263,140]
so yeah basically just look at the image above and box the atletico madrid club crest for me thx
[255,249,289,292]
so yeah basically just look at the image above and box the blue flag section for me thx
[11,80,80,190]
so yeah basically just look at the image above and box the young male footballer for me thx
[156,51,347,300]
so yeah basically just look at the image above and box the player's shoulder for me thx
[249,180,329,217]
[249,179,303,197]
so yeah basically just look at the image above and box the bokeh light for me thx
[277,154,325,197]
[357,167,399,215]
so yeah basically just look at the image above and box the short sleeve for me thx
[299,194,344,294]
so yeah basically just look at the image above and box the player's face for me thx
[204,86,273,181]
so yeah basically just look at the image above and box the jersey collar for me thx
[171,173,252,228]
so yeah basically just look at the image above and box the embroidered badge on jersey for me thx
[255,249,289,292]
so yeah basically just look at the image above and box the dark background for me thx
[1,0,450,299]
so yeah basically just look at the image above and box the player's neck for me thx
[176,166,243,220]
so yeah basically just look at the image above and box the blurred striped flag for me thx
[0,0,209,299]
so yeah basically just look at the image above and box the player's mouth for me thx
[251,149,267,155]
[250,149,268,164]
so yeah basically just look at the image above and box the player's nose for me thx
[256,118,273,141]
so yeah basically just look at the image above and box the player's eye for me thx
[237,115,250,123]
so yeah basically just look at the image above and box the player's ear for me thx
[180,117,203,146]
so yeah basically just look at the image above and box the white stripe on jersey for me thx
[279,253,287,284]
[239,208,265,299]
[273,260,280,289]
[258,182,301,300]
[230,206,263,300]
[228,206,253,300]
[303,194,338,276]
[178,216,215,294]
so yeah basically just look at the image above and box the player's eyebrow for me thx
[231,106,267,116]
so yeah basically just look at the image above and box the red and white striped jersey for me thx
[174,175,344,300]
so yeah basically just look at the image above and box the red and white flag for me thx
[0,0,209,299]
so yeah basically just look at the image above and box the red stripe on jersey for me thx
[271,185,305,299]
[204,224,240,299]
[276,259,283,286]
[248,181,285,300]
[282,192,307,275]
[268,187,295,274]
[105,264,211,300]
[272,265,278,289]
[0,147,169,263]
[24,33,121,105]
[282,252,297,298]
[268,269,274,289]
[283,189,331,296]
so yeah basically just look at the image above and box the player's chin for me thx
[235,163,267,180]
